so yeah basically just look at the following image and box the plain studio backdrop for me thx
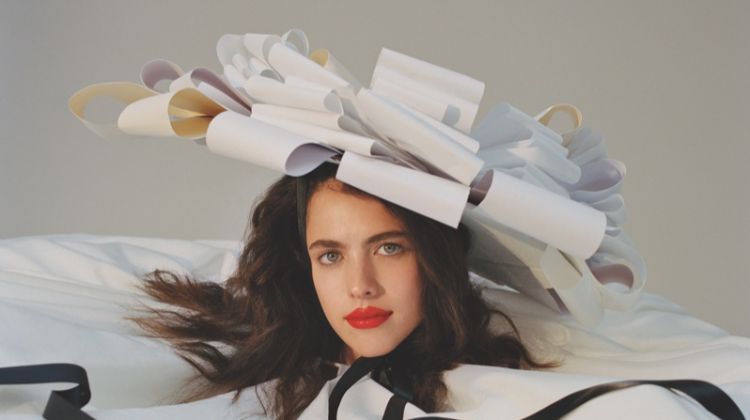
[1,1,748,336]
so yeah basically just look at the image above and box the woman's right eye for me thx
[319,251,341,265]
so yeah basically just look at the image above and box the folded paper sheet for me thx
[69,28,646,326]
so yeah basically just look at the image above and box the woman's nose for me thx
[348,256,380,299]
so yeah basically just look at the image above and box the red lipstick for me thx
[344,306,393,329]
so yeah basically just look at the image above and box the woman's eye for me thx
[377,243,403,256]
[319,251,341,265]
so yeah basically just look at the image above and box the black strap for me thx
[3,362,744,420]
[329,357,385,420]
[0,363,95,420]
[521,379,745,420]
[328,357,745,420]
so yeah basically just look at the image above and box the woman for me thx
[132,162,549,419]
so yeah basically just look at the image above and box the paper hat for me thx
[69,28,645,326]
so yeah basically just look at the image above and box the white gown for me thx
[1,235,748,419]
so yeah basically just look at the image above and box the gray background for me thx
[1,1,748,335]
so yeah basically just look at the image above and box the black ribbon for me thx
[328,357,746,420]
[522,378,745,420]
[0,363,95,420]
[2,361,745,420]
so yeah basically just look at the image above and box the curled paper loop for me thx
[309,49,364,91]
[69,82,158,139]
[535,103,584,146]
[69,28,648,326]
[140,59,184,92]
[280,28,310,56]
[118,88,225,139]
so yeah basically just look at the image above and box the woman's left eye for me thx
[377,243,403,255]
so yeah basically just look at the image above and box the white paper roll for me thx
[477,169,606,259]
[205,111,336,176]
[267,42,349,90]
[356,89,483,186]
[336,152,470,228]
[244,76,342,114]
[376,48,484,104]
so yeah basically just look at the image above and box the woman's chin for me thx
[344,341,398,362]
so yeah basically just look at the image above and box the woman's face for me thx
[305,180,423,363]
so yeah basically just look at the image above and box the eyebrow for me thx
[308,230,410,251]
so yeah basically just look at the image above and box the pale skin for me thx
[305,180,424,364]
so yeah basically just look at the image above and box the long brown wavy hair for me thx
[130,162,551,419]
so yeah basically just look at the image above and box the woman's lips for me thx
[344,306,393,329]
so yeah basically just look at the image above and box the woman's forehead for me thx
[305,181,406,241]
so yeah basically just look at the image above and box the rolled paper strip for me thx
[590,194,627,226]
[463,202,607,325]
[389,91,481,153]
[219,33,283,81]
[284,75,338,95]
[251,113,377,156]
[336,151,470,228]
[196,82,252,116]
[309,49,364,91]
[267,42,350,90]
[506,165,571,198]
[506,102,565,145]
[473,111,528,149]
[243,75,342,113]
[505,140,581,184]
[356,88,484,186]
[223,64,247,88]
[462,207,564,309]
[205,111,337,176]
[251,104,348,131]
[478,147,528,170]
[248,57,278,79]
[242,33,283,65]
[68,82,158,139]
[534,103,584,144]
[168,68,253,112]
[472,103,563,149]
[217,34,245,67]
[587,235,646,310]
[140,59,184,92]
[375,47,484,106]
[231,53,251,77]
[520,128,571,157]
[541,250,604,326]
[569,159,626,202]
[117,92,185,136]
[371,66,479,134]
[567,127,601,155]
[515,149,579,185]
[474,169,606,259]
[372,68,451,120]
[280,28,310,56]
[118,88,225,139]
[571,140,608,167]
